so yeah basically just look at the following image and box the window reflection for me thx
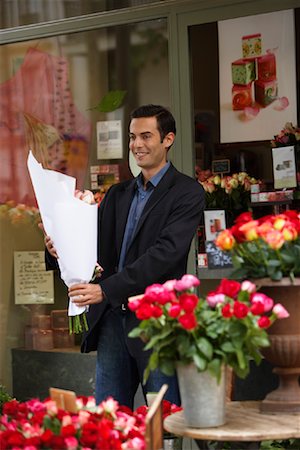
[1,0,167,29]
[0,19,169,206]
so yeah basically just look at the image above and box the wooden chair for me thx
[145,384,168,450]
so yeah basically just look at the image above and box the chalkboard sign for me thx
[205,241,232,269]
[212,159,230,174]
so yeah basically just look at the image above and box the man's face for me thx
[129,116,174,174]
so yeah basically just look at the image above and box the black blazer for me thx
[81,163,205,353]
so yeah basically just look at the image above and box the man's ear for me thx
[164,132,175,150]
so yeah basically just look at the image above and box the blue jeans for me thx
[95,307,181,409]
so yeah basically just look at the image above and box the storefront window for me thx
[0,19,169,205]
[1,0,167,29]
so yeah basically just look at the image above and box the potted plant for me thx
[128,275,288,427]
[215,210,300,413]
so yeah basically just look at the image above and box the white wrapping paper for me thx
[27,151,98,318]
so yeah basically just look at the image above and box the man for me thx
[46,104,205,408]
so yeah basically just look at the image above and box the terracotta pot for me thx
[257,277,300,414]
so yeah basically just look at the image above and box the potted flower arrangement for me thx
[128,275,288,427]
[215,210,300,413]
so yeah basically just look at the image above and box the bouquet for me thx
[200,172,260,213]
[270,122,300,148]
[215,210,300,282]
[128,275,288,382]
[0,395,146,449]
[27,151,99,334]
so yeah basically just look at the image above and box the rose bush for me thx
[128,275,288,382]
[215,210,300,281]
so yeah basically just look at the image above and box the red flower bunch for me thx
[215,210,300,281]
[128,275,288,382]
[0,396,146,450]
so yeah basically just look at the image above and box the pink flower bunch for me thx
[0,395,146,450]
[271,122,300,148]
[128,275,288,382]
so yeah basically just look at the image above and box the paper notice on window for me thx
[272,145,297,189]
[97,120,123,159]
[14,251,54,304]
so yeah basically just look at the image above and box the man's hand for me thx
[69,283,104,306]
[38,222,58,259]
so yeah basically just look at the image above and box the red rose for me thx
[179,293,198,312]
[178,312,197,330]
[233,301,249,318]
[250,301,265,315]
[40,429,55,446]
[3,399,20,416]
[152,305,163,318]
[136,303,155,320]
[80,422,100,447]
[258,316,271,328]
[61,424,76,437]
[168,303,181,318]
[217,279,241,298]
[221,303,233,318]
[7,431,25,447]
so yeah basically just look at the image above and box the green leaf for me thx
[128,327,143,338]
[192,353,207,371]
[89,90,127,112]
[196,337,213,360]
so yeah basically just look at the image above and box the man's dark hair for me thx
[130,104,176,143]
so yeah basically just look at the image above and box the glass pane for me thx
[1,0,168,29]
[0,19,169,205]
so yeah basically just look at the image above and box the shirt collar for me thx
[136,161,170,189]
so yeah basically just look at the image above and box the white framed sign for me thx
[204,210,226,241]
[97,120,123,159]
[272,145,297,189]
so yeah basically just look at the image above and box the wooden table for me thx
[164,401,300,450]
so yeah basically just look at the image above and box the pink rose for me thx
[251,293,274,312]
[174,274,200,291]
[144,284,173,305]
[241,280,256,293]
[206,293,225,307]
[272,303,289,319]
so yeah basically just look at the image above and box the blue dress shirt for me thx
[118,161,170,271]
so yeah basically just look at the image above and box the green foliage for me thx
[89,90,127,113]
[0,385,13,414]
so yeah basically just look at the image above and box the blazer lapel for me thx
[115,179,136,258]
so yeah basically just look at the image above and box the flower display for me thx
[215,210,300,282]
[128,275,288,382]
[270,122,300,148]
[0,201,40,225]
[0,395,146,450]
[199,172,260,213]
